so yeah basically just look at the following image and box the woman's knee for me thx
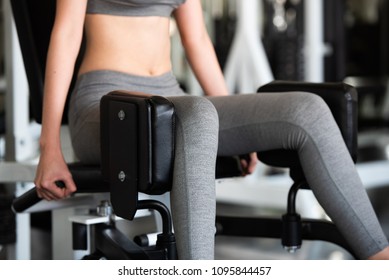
[287,92,333,127]
[169,95,219,131]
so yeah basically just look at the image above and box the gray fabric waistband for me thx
[86,0,183,18]
[75,70,184,95]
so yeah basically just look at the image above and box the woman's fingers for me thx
[36,177,76,200]
[240,152,258,175]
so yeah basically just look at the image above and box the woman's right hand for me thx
[34,147,77,201]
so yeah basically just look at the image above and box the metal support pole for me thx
[224,0,274,93]
[304,0,325,82]
[3,0,33,260]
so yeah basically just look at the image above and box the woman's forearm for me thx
[182,30,229,97]
[174,0,228,96]
[39,0,86,151]
[40,26,83,150]
[40,40,78,149]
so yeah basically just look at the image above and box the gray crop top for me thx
[87,0,187,17]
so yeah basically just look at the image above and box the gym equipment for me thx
[11,0,358,259]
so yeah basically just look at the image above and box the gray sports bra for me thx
[87,0,187,17]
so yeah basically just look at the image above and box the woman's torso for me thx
[78,0,186,77]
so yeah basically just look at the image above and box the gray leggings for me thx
[68,70,388,259]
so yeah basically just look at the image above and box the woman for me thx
[35,0,389,259]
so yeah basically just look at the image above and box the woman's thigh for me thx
[207,92,339,156]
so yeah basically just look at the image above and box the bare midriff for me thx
[78,14,173,77]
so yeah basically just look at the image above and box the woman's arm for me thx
[174,0,258,174]
[173,0,229,96]
[35,0,87,200]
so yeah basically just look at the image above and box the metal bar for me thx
[224,0,274,93]
[304,0,325,82]
[3,0,32,260]
[0,162,36,183]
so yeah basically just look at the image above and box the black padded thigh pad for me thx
[100,91,175,220]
